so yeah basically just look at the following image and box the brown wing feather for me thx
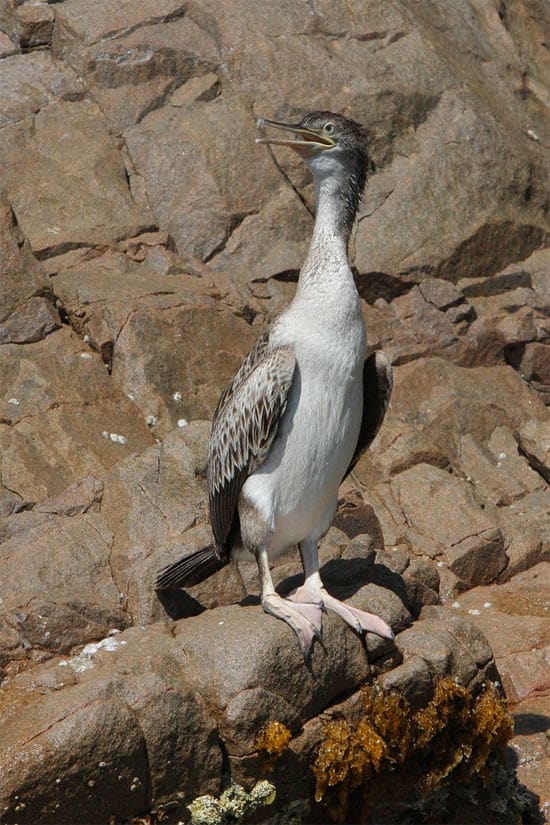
[207,340,296,553]
[212,330,271,423]
[344,349,393,479]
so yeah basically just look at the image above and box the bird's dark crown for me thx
[299,110,370,156]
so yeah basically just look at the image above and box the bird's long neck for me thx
[297,171,358,297]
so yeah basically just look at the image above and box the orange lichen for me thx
[311,679,514,821]
[256,720,292,757]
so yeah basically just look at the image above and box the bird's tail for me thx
[155,544,228,590]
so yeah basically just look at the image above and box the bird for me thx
[156,111,395,656]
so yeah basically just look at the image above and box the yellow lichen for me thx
[361,686,413,762]
[415,679,470,750]
[311,679,514,821]
[311,715,387,816]
[415,678,472,789]
[464,681,514,778]
[256,720,292,756]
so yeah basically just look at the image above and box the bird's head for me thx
[257,110,372,177]
[256,111,373,231]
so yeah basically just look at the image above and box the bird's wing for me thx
[211,329,271,422]
[207,338,296,552]
[344,349,393,478]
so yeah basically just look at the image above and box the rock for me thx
[0,329,155,502]
[0,477,105,542]
[77,624,222,802]
[208,186,312,291]
[457,433,529,506]
[418,278,467,312]
[0,194,52,330]
[125,96,284,260]
[354,358,548,486]
[175,604,371,755]
[0,623,222,820]
[487,425,546,495]
[520,248,550,308]
[373,545,410,575]
[54,0,219,133]
[0,30,18,58]
[2,599,129,669]
[405,557,440,593]
[420,606,494,671]
[515,420,550,483]
[35,477,104,518]
[462,282,549,371]
[0,52,84,130]
[0,99,151,257]
[0,296,60,344]
[102,428,210,625]
[0,602,510,824]
[402,565,440,618]
[378,655,433,709]
[12,3,55,49]
[0,1,548,821]
[514,342,550,404]
[360,267,549,375]
[49,247,258,431]
[0,512,129,672]
[0,683,149,824]
[396,623,452,679]
[53,0,187,48]
[446,564,550,703]
[508,695,550,820]
[397,611,495,689]
[445,528,508,588]
[384,283,475,365]
[436,564,468,604]
[353,36,548,276]
[492,501,545,582]
[390,463,507,585]
[111,299,257,434]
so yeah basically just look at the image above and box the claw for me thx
[262,593,323,657]
[288,583,394,641]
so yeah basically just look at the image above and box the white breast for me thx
[241,285,365,558]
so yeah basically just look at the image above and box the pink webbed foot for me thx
[262,593,323,657]
[289,584,394,641]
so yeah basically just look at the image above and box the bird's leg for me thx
[289,538,394,640]
[256,546,323,657]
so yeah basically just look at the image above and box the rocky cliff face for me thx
[0,1,548,823]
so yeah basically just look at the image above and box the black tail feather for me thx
[155,545,227,590]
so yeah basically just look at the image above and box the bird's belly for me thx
[241,351,363,557]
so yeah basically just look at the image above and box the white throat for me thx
[298,164,352,294]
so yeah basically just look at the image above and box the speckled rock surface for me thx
[0,0,548,822]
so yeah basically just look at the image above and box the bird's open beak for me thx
[255,118,335,156]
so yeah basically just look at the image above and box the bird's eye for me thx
[324,122,336,134]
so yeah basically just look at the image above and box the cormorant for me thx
[156,111,394,655]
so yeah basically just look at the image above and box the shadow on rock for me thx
[156,588,206,620]
[276,557,408,606]
[512,712,550,736]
